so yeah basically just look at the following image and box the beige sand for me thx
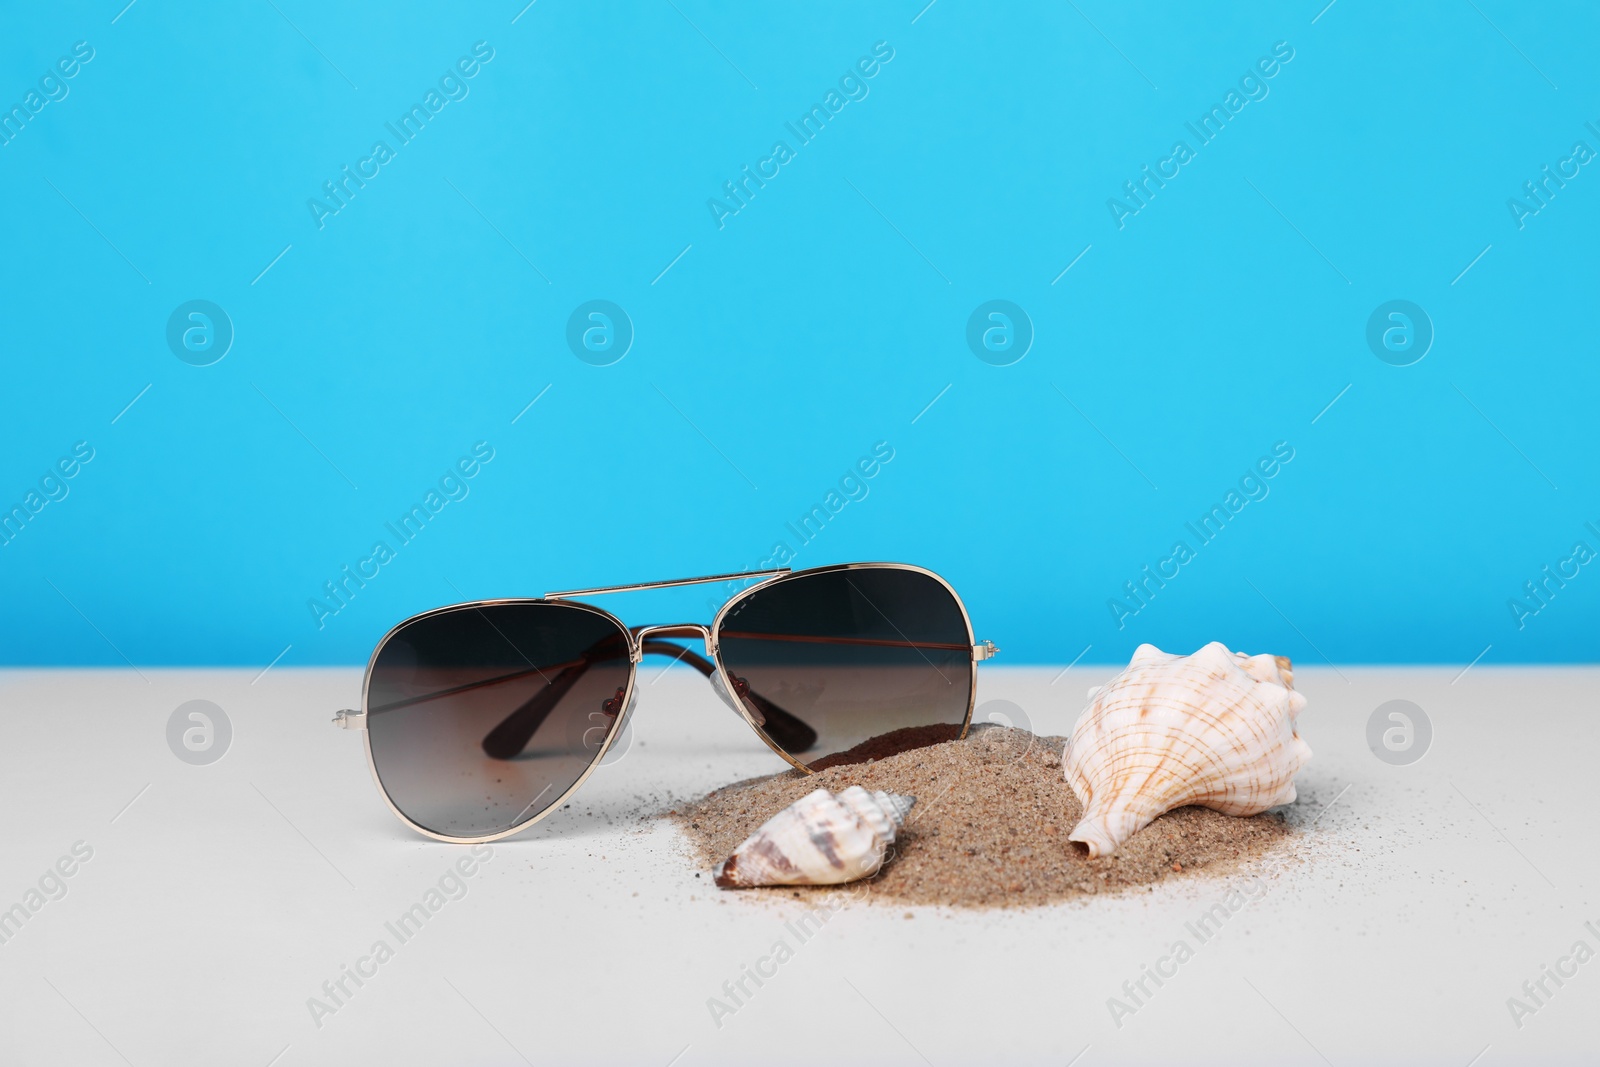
[669,726,1297,908]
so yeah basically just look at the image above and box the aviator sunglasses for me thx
[333,562,999,842]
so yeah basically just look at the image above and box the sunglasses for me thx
[333,562,999,842]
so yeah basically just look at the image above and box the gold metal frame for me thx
[337,561,997,843]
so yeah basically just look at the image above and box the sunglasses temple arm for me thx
[480,663,589,759]
[651,642,818,754]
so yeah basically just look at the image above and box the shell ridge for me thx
[714,786,911,888]
[1063,642,1312,857]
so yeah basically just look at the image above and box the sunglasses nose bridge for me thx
[630,622,767,734]
[631,622,715,660]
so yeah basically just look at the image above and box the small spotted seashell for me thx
[714,786,915,888]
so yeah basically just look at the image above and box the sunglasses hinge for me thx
[972,639,1000,662]
[332,708,366,730]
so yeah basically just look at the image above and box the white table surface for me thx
[0,665,1594,1066]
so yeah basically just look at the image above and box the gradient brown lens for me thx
[366,602,632,839]
[715,567,974,769]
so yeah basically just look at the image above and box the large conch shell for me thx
[714,786,915,888]
[1063,642,1311,858]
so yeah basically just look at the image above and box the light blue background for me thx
[2,1,1595,667]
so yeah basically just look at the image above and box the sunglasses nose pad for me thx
[709,670,764,726]
[612,680,639,735]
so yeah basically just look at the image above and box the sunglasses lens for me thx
[716,567,973,768]
[365,602,632,839]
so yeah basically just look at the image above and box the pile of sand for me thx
[669,726,1297,908]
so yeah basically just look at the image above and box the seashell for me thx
[1063,641,1311,858]
[714,786,915,888]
